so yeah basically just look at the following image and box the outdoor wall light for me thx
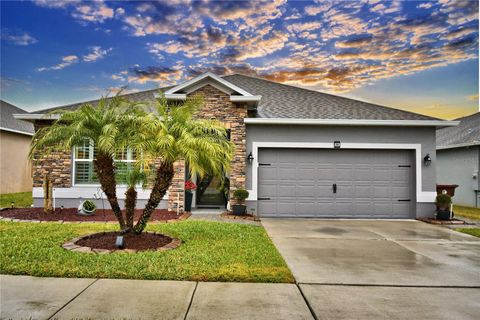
[424,154,432,166]
[247,152,254,164]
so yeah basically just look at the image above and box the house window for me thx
[73,139,136,185]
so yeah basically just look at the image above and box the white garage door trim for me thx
[248,142,436,203]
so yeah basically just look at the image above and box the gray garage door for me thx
[258,148,413,218]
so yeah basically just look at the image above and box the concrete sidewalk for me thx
[0,275,313,320]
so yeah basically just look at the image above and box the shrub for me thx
[435,194,452,208]
[83,200,96,212]
[233,189,249,201]
[185,180,197,192]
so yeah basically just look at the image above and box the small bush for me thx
[233,189,249,201]
[82,200,96,211]
[436,194,452,207]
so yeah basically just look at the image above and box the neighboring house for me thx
[14,73,458,218]
[436,112,480,208]
[0,100,34,194]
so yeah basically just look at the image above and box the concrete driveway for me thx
[262,219,480,319]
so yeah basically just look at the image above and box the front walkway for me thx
[0,275,313,320]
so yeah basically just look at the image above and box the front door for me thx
[196,174,226,208]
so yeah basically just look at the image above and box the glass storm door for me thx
[196,174,225,208]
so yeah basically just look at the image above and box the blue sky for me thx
[1,0,478,119]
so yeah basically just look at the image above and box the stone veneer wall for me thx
[167,85,247,211]
[32,121,72,188]
[167,160,185,212]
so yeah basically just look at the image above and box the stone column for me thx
[167,160,185,212]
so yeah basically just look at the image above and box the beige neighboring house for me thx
[0,100,34,194]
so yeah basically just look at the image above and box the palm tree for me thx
[131,95,235,233]
[30,95,145,231]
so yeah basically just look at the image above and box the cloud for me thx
[126,66,184,85]
[33,0,114,24]
[418,2,434,9]
[287,21,322,33]
[72,2,114,23]
[32,0,78,8]
[443,27,477,40]
[83,46,112,62]
[36,55,79,72]
[468,94,479,101]
[304,1,332,16]
[335,35,373,48]
[1,29,38,45]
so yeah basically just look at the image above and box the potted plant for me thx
[78,199,96,215]
[435,193,453,220]
[184,180,197,212]
[232,189,249,215]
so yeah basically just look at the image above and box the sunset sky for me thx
[1,0,478,119]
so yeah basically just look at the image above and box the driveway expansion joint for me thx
[183,281,198,320]
[47,278,99,320]
[296,283,319,320]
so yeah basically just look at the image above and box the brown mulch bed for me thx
[418,218,473,225]
[75,232,172,251]
[221,212,260,221]
[0,207,182,222]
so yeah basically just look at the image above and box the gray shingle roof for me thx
[223,74,438,120]
[0,100,34,135]
[436,112,480,149]
[34,73,437,121]
[36,88,162,114]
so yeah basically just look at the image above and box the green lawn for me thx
[0,192,33,208]
[454,205,480,221]
[455,228,480,238]
[0,220,294,283]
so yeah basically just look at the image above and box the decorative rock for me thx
[92,248,110,254]
[62,242,79,249]
[120,249,137,254]
[72,247,93,253]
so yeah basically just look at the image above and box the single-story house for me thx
[0,100,34,194]
[14,72,458,218]
[436,112,480,208]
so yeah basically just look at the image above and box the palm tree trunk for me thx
[125,187,137,230]
[133,161,174,234]
[94,152,126,230]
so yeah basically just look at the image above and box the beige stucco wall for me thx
[0,130,32,194]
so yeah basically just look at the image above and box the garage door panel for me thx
[296,168,318,179]
[354,202,374,215]
[335,168,354,180]
[277,167,297,179]
[354,168,372,181]
[258,166,277,179]
[277,185,295,197]
[258,148,412,218]
[372,168,391,181]
[392,186,410,198]
[392,168,410,180]
[354,185,373,198]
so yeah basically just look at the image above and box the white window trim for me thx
[247,142,436,203]
[72,142,137,186]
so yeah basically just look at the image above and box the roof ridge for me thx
[224,73,441,121]
[454,111,480,121]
